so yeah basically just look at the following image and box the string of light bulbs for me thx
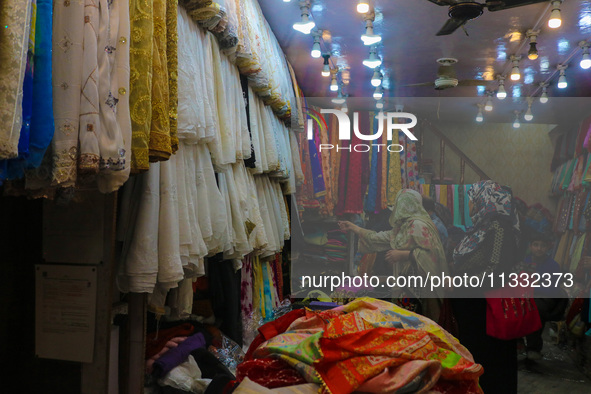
[476,1,591,124]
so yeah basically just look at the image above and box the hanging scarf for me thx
[380,127,388,210]
[453,180,518,258]
[364,114,379,213]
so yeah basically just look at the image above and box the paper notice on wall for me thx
[35,264,97,363]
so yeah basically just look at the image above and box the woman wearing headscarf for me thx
[338,189,448,321]
[451,180,522,394]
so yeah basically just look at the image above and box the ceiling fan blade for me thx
[486,0,548,12]
[436,17,469,36]
[457,79,489,86]
[427,0,457,6]
[403,82,436,87]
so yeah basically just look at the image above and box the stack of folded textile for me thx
[325,230,348,264]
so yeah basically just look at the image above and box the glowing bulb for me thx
[513,119,521,128]
[361,21,381,46]
[371,69,382,87]
[293,13,315,34]
[357,1,369,14]
[524,107,533,121]
[510,65,520,81]
[528,42,539,60]
[330,75,338,91]
[373,86,383,100]
[363,47,382,69]
[557,75,567,88]
[476,110,484,123]
[484,98,493,112]
[581,49,591,69]
[376,101,384,109]
[540,89,549,104]
[548,1,562,29]
[497,84,507,100]
[311,42,321,58]
[322,66,330,77]
[283,0,291,2]
[332,95,346,105]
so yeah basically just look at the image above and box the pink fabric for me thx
[357,360,442,393]
[577,116,591,155]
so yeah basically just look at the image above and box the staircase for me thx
[418,118,490,185]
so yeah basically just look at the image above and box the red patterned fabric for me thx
[236,358,307,389]
[316,326,483,394]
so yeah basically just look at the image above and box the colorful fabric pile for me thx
[325,230,348,264]
[234,298,484,394]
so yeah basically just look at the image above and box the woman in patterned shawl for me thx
[451,180,522,394]
[338,189,448,321]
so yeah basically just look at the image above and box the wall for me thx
[421,122,557,213]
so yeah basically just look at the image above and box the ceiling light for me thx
[361,17,381,46]
[371,69,382,87]
[283,0,291,2]
[357,0,369,14]
[510,55,521,81]
[528,43,539,61]
[363,46,382,69]
[484,95,493,112]
[548,0,562,29]
[557,64,567,89]
[373,86,383,99]
[527,30,539,60]
[580,42,591,69]
[539,83,549,103]
[321,54,331,77]
[376,100,384,110]
[496,75,507,100]
[293,2,315,34]
[476,107,484,123]
[332,89,346,104]
[524,106,533,121]
[513,115,521,129]
[310,34,321,58]
[330,72,338,91]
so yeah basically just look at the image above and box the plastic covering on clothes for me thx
[208,334,245,376]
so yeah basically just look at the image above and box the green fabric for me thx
[357,189,447,299]
[562,158,577,190]
[582,153,591,187]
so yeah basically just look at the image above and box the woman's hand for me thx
[338,221,358,233]
[385,249,411,264]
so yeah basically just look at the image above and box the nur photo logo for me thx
[305,108,418,152]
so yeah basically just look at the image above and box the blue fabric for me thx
[26,0,53,169]
[430,213,448,246]
[308,122,326,198]
[262,262,275,322]
[364,116,379,213]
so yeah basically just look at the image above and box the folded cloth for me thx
[153,333,207,378]
[146,323,195,359]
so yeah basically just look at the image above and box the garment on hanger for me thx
[0,0,33,161]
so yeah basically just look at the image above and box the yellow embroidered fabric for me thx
[129,0,154,173]
[148,0,171,162]
[166,0,178,154]
[129,0,153,173]
[387,150,402,206]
